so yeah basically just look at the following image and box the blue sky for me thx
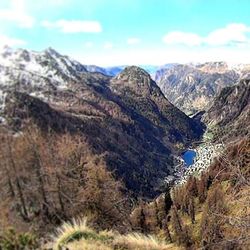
[0,0,250,66]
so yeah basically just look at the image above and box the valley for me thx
[0,0,250,249]
[0,47,249,250]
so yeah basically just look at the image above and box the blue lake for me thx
[182,150,196,166]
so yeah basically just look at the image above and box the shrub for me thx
[52,217,115,250]
[0,228,38,250]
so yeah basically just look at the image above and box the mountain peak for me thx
[44,47,61,57]
[111,65,165,98]
[0,45,12,55]
[116,66,150,79]
[113,66,152,87]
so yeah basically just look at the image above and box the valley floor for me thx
[170,142,224,186]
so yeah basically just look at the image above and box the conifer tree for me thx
[139,205,147,233]
[170,205,193,247]
[162,218,172,243]
[200,184,227,249]
[170,206,183,241]
[186,175,198,197]
[188,197,195,224]
[164,188,173,214]
[197,173,207,203]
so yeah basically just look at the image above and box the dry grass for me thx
[51,217,177,250]
[52,217,96,250]
[66,240,113,250]
[114,233,173,250]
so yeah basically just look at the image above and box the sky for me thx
[0,0,250,66]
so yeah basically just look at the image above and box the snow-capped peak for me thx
[0,47,88,88]
[0,47,90,111]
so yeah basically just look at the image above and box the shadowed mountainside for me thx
[0,48,204,198]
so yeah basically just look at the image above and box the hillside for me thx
[125,79,250,249]
[203,79,250,142]
[129,138,250,249]
[0,48,203,198]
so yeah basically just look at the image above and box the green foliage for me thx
[61,230,113,248]
[0,228,38,250]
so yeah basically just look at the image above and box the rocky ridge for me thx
[155,62,250,114]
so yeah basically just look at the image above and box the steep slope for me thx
[155,62,244,114]
[111,66,203,146]
[203,79,250,142]
[0,48,203,198]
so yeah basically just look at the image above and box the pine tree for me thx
[164,188,173,214]
[200,184,227,249]
[139,205,147,233]
[130,202,147,233]
[186,176,198,197]
[188,197,195,224]
[197,173,207,203]
[170,205,193,247]
[162,218,172,243]
[171,206,183,235]
[153,200,162,229]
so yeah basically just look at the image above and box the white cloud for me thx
[163,31,202,46]
[205,23,250,46]
[127,37,141,45]
[0,0,34,28]
[0,34,26,48]
[104,42,113,49]
[41,20,102,33]
[163,23,250,47]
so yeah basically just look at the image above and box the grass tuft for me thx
[52,217,95,250]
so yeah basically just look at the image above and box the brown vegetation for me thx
[0,125,130,234]
[129,138,250,249]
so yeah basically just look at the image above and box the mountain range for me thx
[0,47,203,198]
[155,62,250,114]
[0,47,249,249]
[77,59,250,117]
